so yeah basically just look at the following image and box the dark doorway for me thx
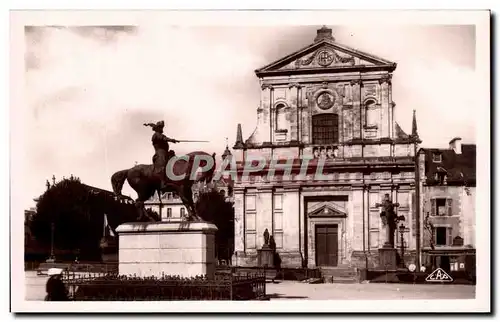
[440,256,451,272]
[436,227,448,246]
[315,224,338,267]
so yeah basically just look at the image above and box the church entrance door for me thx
[315,224,339,267]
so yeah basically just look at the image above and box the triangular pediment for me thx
[308,202,347,217]
[256,39,396,76]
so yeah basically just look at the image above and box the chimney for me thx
[449,137,462,154]
[314,26,335,42]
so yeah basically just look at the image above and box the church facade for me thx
[231,27,420,269]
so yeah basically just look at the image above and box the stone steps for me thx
[320,267,359,284]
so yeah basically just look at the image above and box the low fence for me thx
[34,261,119,275]
[62,271,267,301]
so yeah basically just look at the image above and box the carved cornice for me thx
[288,82,302,89]
[261,84,274,90]
[350,79,363,87]
[233,187,246,194]
[380,183,394,190]
[352,183,366,190]
[378,74,392,85]
[257,186,274,192]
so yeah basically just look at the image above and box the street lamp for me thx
[46,222,55,263]
[399,223,406,268]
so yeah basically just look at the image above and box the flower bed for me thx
[64,272,266,301]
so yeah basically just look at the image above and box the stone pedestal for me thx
[378,247,397,270]
[257,246,274,268]
[116,221,218,279]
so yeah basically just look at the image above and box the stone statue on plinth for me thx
[375,194,405,270]
[258,228,274,267]
[263,228,270,247]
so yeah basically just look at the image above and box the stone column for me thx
[261,84,273,143]
[282,185,302,266]
[288,83,301,142]
[269,87,275,144]
[233,187,246,259]
[351,185,364,252]
[363,185,370,251]
[351,80,362,139]
[256,186,273,248]
[379,76,391,138]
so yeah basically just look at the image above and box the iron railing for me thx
[62,271,266,301]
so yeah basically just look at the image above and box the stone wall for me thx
[422,185,476,248]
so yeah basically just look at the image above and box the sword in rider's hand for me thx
[174,140,210,143]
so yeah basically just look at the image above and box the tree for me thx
[30,176,148,261]
[195,188,234,263]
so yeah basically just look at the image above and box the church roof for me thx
[255,26,396,77]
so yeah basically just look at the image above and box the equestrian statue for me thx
[111,121,216,222]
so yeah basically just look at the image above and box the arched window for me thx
[312,114,339,144]
[365,99,378,127]
[275,103,287,131]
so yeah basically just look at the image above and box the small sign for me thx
[425,268,454,282]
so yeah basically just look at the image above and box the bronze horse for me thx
[111,151,216,221]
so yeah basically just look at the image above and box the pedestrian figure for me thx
[45,268,69,301]
[269,236,284,283]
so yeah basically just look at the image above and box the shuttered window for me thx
[430,198,453,216]
[434,227,453,246]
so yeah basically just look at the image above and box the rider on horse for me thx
[143,121,179,191]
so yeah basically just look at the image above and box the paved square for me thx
[266,281,475,300]
[26,272,474,301]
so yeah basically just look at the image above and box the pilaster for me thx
[379,76,391,138]
[351,79,362,139]
[282,185,301,253]
[256,186,274,249]
[233,187,245,255]
[351,184,364,252]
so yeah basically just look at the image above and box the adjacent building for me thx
[231,27,420,269]
[418,137,476,272]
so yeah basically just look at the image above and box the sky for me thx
[21,24,477,209]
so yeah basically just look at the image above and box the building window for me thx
[365,99,378,127]
[180,208,186,218]
[166,208,172,218]
[435,227,452,246]
[434,173,445,185]
[433,153,442,163]
[431,198,453,216]
[312,114,339,144]
[275,103,287,131]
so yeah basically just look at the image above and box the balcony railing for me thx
[312,145,340,159]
